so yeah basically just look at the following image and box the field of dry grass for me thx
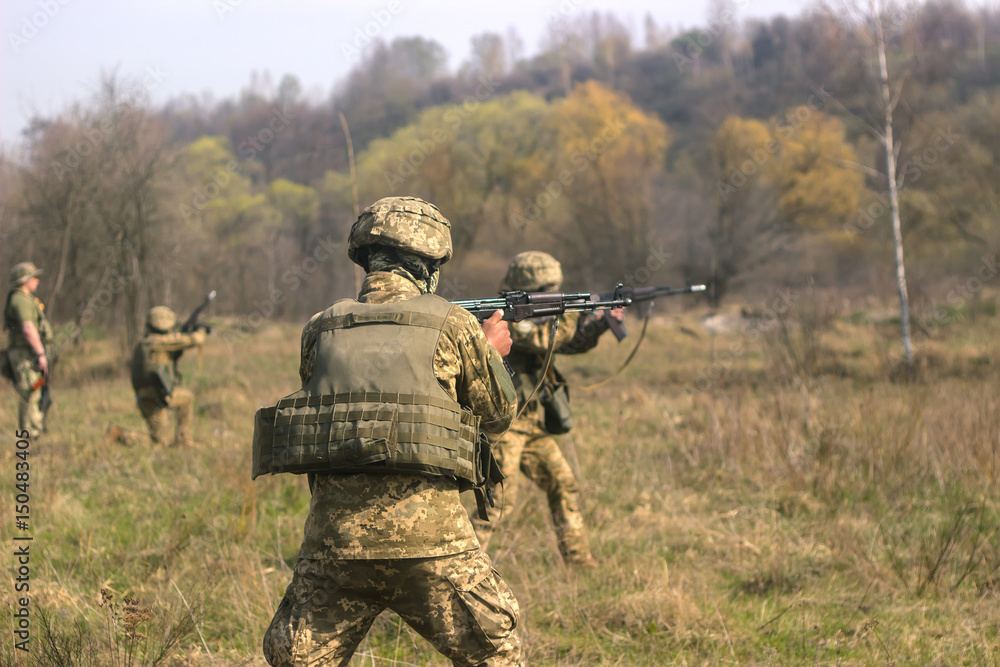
[2,293,999,665]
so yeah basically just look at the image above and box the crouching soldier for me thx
[129,306,207,447]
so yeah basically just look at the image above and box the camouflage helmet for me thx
[502,251,563,291]
[10,261,42,286]
[347,196,453,268]
[147,306,176,332]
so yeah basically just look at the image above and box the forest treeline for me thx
[2,0,999,349]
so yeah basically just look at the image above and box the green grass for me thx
[2,299,1000,665]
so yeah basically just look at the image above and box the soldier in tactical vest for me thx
[129,306,206,447]
[261,196,523,666]
[3,262,53,437]
[478,251,623,568]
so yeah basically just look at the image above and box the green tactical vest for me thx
[252,294,482,484]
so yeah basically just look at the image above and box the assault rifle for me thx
[452,287,633,377]
[172,291,216,375]
[451,287,633,324]
[596,284,706,340]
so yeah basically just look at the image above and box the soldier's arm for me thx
[437,308,516,435]
[298,312,323,386]
[148,330,206,354]
[509,312,581,355]
[19,322,46,357]
[556,311,614,355]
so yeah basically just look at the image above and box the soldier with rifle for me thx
[460,261,705,568]
[2,262,53,439]
[128,294,214,447]
[472,251,626,568]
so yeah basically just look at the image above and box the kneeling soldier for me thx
[130,306,206,447]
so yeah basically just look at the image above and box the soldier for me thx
[481,251,623,568]
[129,306,207,447]
[3,262,53,437]
[261,196,522,666]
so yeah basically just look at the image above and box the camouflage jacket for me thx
[506,311,609,416]
[297,272,516,560]
[130,329,206,396]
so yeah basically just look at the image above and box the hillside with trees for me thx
[2,0,999,351]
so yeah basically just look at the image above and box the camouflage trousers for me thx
[8,348,45,437]
[136,387,194,446]
[480,420,593,565]
[263,549,522,667]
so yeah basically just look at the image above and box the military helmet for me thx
[147,306,177,332]
[502,251,563,291]
[10,261,42,286]
[347,196,453,268]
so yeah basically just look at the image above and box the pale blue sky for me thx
[1,0,810,146]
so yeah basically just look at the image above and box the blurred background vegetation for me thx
[2,0,999,350]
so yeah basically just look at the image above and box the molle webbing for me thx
[252,295,482,481]
[253,391,478,478]
[304,311,448,336]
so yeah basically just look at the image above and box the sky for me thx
[0,0,808,147]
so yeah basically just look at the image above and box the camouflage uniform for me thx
[3,262,52,437]
[482,251,614,567]
[263,197,522,667]
[130,307,206,446]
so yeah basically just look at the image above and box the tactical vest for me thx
[252,294,483,485]
[130,338,174,402]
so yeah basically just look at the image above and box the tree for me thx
[839,0,915,370]
[541,81,672,285]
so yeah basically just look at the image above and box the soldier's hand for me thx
[481,309,512,357]
[36,353,48,375]
[198,323,212,335]
[605,307,625,323]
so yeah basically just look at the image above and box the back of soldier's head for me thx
[502,251,563,292]
[348,196,453,271]
[147,306,176,333]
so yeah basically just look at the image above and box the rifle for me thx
[31,371,52,432]
[172,291,216,375]
[596,284,706,340]
[451,287,632,324]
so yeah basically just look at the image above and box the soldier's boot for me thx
[106,424,145,447]
[555,512,597,568]
[105,424,126,445]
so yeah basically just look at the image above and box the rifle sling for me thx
[573,300,654,392]
[514,318,559,422]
